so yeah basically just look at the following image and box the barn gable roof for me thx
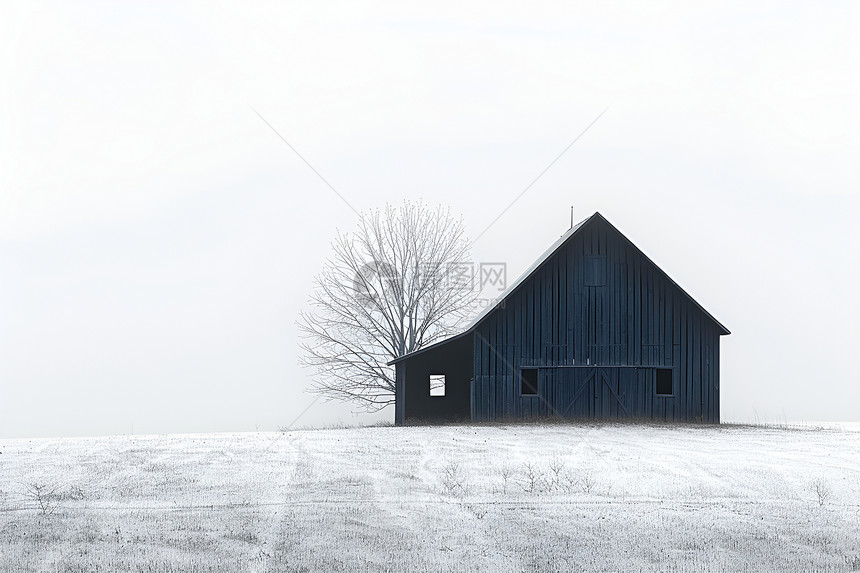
[388,211,729,365]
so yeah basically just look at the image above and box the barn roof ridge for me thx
[388,211,728,365]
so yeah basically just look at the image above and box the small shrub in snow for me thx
[547,455,567,491]
[559,471,580,494]
[579,471,598,494]
[811,478,832,507]
[519,462,546,494]
[440,461,467,496]
[22,482,61,515]
[497,464,515,494]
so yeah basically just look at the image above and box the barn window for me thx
[429,374,446,397]
[656,368,672,395]
[520,368,538,395]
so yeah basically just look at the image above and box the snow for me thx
[1,422,859,572]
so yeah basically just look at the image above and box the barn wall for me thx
[394,361,406,425]
[399,334,472,424]
[473,217,723,422]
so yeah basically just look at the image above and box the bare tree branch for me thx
[297,201,477,410]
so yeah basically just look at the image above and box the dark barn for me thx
[390,212,730,425]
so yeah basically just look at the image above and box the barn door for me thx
[560,368,596,418]
[594,367,630,418]
[560,367,630,419]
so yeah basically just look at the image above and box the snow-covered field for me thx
[1,422,859,572]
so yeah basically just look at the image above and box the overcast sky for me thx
[1,2,858,438]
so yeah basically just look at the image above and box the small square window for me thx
[521,368,538,396]
[656,368,672,395]
[429,374,446,397]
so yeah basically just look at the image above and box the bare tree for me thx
[298,201,476,410]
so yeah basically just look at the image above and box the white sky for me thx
[1,1,858,438]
